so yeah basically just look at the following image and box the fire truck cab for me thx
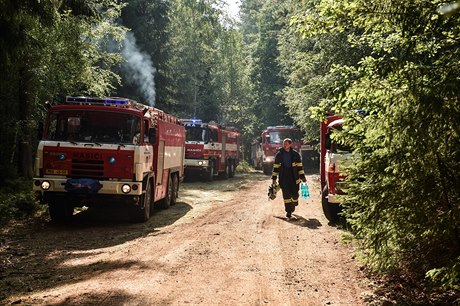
[320,115,351,222]
[260,126,303,175]
[33,96,185,223]
[181,119,240,181]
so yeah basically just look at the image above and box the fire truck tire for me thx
[228,160,235,178]
[171,173,179,205]
[263,164,272,176]
[157,174,173,209]
[321,186,341,223]
[48,202,74,223]
[205,161,214,182]
[134,178,153,222]
[220,162,230,179]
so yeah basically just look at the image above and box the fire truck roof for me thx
[265,125,298,130]
[66,96,136,106]
[63,96,182,125]
[328,119,344,128]
[180,119,239,133]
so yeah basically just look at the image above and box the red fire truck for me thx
[258,126,304,175]
[180,119,240,181]
[33,96,185,223]
[320,114,349,222]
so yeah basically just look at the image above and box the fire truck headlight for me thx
[121,184,131,194]
[41,181,51,190]
[109,157,116,164]
[198,161,204,166]
[264,156,274,163]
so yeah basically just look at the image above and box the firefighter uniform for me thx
[271,147,306,218]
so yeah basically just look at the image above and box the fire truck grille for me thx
[71,159,104,178]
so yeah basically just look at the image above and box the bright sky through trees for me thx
[225,0,241,20]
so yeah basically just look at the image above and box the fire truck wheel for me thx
[220,162,230,179]
[135,179,153,222]
[157,174,172,209]
[48,202,74,224]
[171,173,179,205]
[228,161,235,178]
[263,165,272,176]
[205,162,214,182]
[321,187,341,223]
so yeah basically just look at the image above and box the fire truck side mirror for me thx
[149,128,157,144]
[265,134,270,143]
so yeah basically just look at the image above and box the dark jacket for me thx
[271,148,305,186]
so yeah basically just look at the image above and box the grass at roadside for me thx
[236,160,258,173]
[0,179,42,226]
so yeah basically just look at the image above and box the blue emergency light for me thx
[181,118,202,127]
[66,96,130,105]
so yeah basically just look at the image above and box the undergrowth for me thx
[0,179,40,226]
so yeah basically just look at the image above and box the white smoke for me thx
[121,32,156,106]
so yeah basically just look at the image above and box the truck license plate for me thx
[45,169,68,175]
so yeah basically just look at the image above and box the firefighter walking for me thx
[272,138,307,220]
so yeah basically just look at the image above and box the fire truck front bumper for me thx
[328,182,348,204]
[33,177,143,196]
[327,194,341,204]
[184,159,209,170]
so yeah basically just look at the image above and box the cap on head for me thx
[283,138,292,144]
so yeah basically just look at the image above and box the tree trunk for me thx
[18,63,34,179]
[20,141,33,179]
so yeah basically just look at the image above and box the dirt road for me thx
[1,172,370,305]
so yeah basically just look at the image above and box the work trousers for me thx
[280,174,299,215]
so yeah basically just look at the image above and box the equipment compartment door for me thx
[221,134,227,168]
[157,140,165,185]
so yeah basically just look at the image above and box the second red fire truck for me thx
[33,96,185,223]
[180,119,240,181]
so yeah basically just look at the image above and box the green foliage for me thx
[237,0,296,160]
[291,0,460,290]
[0,0,126,183]
[279,0,369,144]
[236,160,256,173]
[164,0,222,119]
[3,1,458,297]
[117,0,171,106]
[0,180,39,225]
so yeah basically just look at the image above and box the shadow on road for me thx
[0,172,262,304]
[274,215,322,229]
[0,201,193,304]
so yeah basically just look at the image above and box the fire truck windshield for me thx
[46,110,142,145]
[267,130,301,144]
[185,126,207,143]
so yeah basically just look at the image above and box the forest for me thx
[0,0,459,302]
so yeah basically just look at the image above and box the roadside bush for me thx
[0,179,39,225]
[236,160,255,173]
[305,0,460,292]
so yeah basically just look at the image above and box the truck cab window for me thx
[143,120,149,143]
[186,126,206,142]
[46,111,142,145]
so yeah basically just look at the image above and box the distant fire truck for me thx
[33,96,185,223]
[320,114,349,222]
[256,126,304,175]
[180,119,240,181]
[250,140,263,170]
